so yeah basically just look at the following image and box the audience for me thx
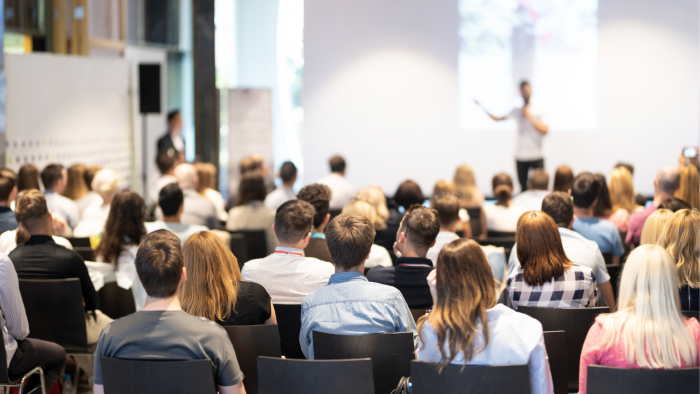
[146,184,208,245]
[296,183,333,262]
[607,166,638,232]
[341,200,392,268]
[73,168,119,237]
[317,155,356,210]
[431,180,471,238]
[241,200,334,304]
[639,208,673,245]
[149,152,178,208]
[454,165,487,238]
[76,165,103,215]
[417,239,553,394]
[675,164,699,210]
[426,195,461,266]
[658,196,691,212]
[299,213,417,359]
[95,191,149,310]
[552,165,573,192]
[578,245,699,394]
[376,180,424,261]
[63,163,87,201]
[41,163,80,231]
[17,164,40,193]
[614,162,648,206]
[195,162,229,222]
[507,211,598,309]
[483,173,526,233]
[10,190,111,344]
[356,185,390,231]
[91,230,246,394]
[367,205,439,309]
[0,169,18,234]
[161,163,219,229]
[512,168,549,211]
[592,173,613,217]
[571,172,624,264]
[264,161,298,211]
[226,174,277,254]
[181,231,276,326]
[626,165,680,245]
[657,209,699,311]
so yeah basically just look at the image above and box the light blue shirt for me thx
[299,271,418,359]
[44,190,80,230]
[572,217,624,256]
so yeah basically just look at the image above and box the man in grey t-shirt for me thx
[92,230,245,394]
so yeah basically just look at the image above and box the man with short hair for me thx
[0,169,18,234]
[508,192,616,311]
[146,184,209,244]
[626,165,681,244]
[92,230,246,394]
[512,168,550,211]
[317,155,356,210]
[157,163,219,229]
[426,195,461,266]
[241,200,334,304]
[41,164,79,230]
[148,151,178,207]
[367,206,439,309]
[264,161,298,210]
[296,183,333,263]
[299,213,417,359]
[570,173,624,265]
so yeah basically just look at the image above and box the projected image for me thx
[459,0,598,132]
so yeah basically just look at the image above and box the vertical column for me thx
[192,0,218,166]
[50,0,67,53]
[70,0,89,55]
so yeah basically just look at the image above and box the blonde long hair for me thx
[609,167,636,213]
[675,165,699,210]
[180,232,241,321]
[343,200,382,231]
[355,186,389,229]
[597,245,697,369]
[657,209,700,288]
[454,165,483,207]
[639,209,673,245]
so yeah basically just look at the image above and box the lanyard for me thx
[274,251,303,257]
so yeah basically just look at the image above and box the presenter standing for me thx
[157,110,186,163]
[477,81,549,192]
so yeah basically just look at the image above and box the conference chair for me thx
[257,356,374,394]
[273,304,305,359]
[328,209,343,222]
[602,253,613,266]
[605,263,623,298]
[465,208,483,238]
[228,230,267,267]
[101,358,216,394]
[475,237,516,259]
[97,282,136,319]
[223,325,282,394]
[542,331,567,394]
[66,237,94,261]
[587,365,699,394]
[313,332,414,394]
[0,329,46,394]
[486,230,515,238]
[410,361,531,394]
[517,306,609,393]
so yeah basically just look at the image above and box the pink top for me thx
[603,208,631,233]
[579,316,700,394]
[625,204,657,244]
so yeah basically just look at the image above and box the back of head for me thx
[674,165,699,210]
[571,172,599,208]
[40,164,64,191]
[96,191,147,265]
[657,209,700,288]
[159,183,184,217]
[14,190,49,232]
[516,211,571,286]
[329,155,346,174]
[528,168,549,191]
[639,209,673,245]
[194,162,217,193]
[394,180,424,209]
[297,183,332,228]
[84,165,102,192]
[0,169,17,203]
[400,206,440,250]
[541,192,573,228]
[325,213,375,270]
[658,197,691,212]
[280,161,298,184]
[136,230,184,298]
[431,180,457,201]
[592,173,613,217]
[239,155,263,175]
[454,165,479,204]
[174,163,197,190]
[657,165,681,195]
[491,173,513,203]
[342,200,380,229]
[609,167,636,213]
[552,165,574,193]
[91,169,120,200]
[64,164,87,200]
[274,200,315,244]
[156,152,177,175]
[17,164,40,192]
[355,186,389,227]
[237,173,267,205]
[615,162,634,176]
[180,231,241,321]
[433,195,460,228]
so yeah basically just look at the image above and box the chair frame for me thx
[0,367,46,394]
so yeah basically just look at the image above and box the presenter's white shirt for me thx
[508,101,548,161]
[317,173,356,210]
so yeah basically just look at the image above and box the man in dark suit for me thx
[157,110,185,162]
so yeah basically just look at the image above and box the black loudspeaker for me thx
[138,64,161,114]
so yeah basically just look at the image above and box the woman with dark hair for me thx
[417,239,552,394]
[507,211,598,309]
[552,165,573,192]
[17,164,40,192]
[95,190,148,309]
[226,174,277,253]
[482,173,527,233]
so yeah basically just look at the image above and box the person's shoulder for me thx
[302,257,335,272]
[239,280,270,297]
[491,305,544,344]
[366,266,394,282]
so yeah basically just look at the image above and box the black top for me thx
[10,235,99,311]
[680,285,699,311]
[366,257,434,309]
[157,132,184,156]
[374,208,403,265]
[0,207,18,235]
[217,281,272,326]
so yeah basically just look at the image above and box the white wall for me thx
[303,0,699,196]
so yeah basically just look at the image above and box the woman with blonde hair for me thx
[675,164,699,210]
[417,239,552,394]
[579,245,699,394]
[63,164,88,201]
[342,200,392,268]
[639,208,673,245]
[607,167,638,232]
[73,169,120,237]
[180,231,276,325]
[658,209,700,311]
[454,166,487,238]
[355,186,388,230]
[194,162,229,222]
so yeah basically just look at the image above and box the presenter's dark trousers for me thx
[8,338,66,392]
[516,159,545,192]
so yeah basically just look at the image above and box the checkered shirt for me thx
[507,264,598,310]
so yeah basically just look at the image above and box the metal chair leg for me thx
[17,366,46,394]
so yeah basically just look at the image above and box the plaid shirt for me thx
[507,265,598,310]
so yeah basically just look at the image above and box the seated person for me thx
[73,169,119,237]
[9,190,112,344]
[92,230,246,394]
[578,245,699,394]
[299,213,417,359]
[180,231,276,326]
[226,174,277,254]
[195,162,229,222]
[508,192,616,311]
[657,209,699,311]
[149,152,178,208]
[417,239,553,394]
[507,211,598,309]
[341,200,392,268]
[76,165,103,216]
[41,164,80,232]
[317,155,356,210]
[426,195,461,266]
[626,165,680,245]
[483,173,527,234]
[0,169,18,234]
[367,205,439,309]
[157,163,219,230]
[296,183,333,263]
[512,168,550,212]
[377,180,424,263]
[571,172,624,265]
[264,161,298,211]
[639,209,673,245]
[241,200,334,304]
[146,184,209,245]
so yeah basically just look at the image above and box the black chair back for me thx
[465,208,482,238]
[681,310,699,319]
[97,282,136,319]
[101,358,217,394]
[602,253,613,266]
[229,230,267,266]
[273,304,305,359]
[486,230,515,238]
[543,331,567,394]
[223,324,282,394]
[66,237,91,248]
[66,237,95,260]
[587,365,699,394]
[18,278,89,353]
[410,361,530,394]
[605,263,623,298]
[258,356,374,394]
[476,237,516,258]
[328,209,343,222]
[313,332,414,394]
[517,306,609,393]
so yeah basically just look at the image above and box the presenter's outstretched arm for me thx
[474,100,508,121]
[522,105,549,136]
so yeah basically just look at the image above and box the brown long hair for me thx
[675,165,699,210]
[63,164,88,200]
[95,191,147,267]
[17,164,40,192]
[180,232,241,321]
[417,239,496,368]
[553,165,574,193]
[194,162,217,194]
[516,211,572,286]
